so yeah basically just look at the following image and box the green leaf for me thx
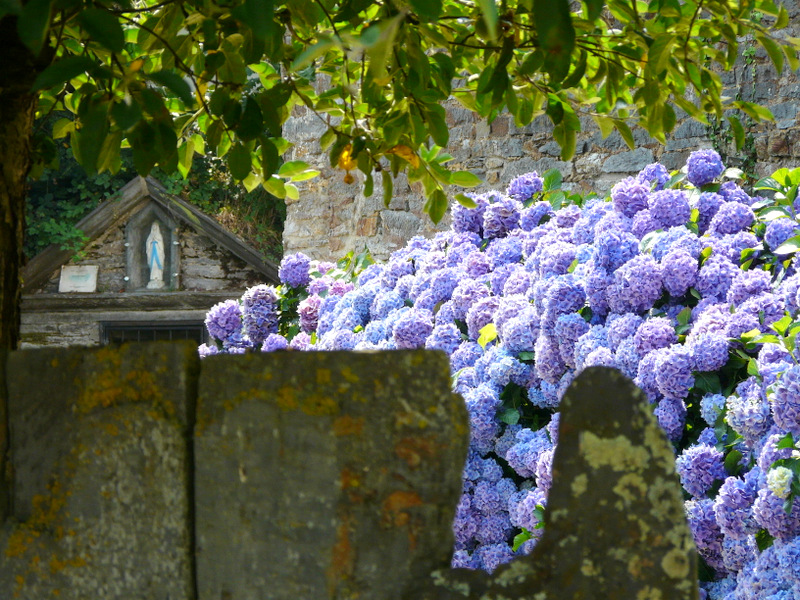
[409,0,441,21]
[477,0,499,40]
[365,13,404,83]
[756,529,774,551]
[777,433,795,450]
[264,175,286,199]
[78,8,125,53]
[542,168,562,191]
[583,0,603,20]
[455,193,477,209]
[478,322,497,349]
[499,407,520,426]
[677,306,693,327]
[724,449,743,476]
[756,34,784,74]
[260,137,279,179]
[32,55,97,91]
[774,235,800,255]
[228,142,252,181]
[17,0,52,54]
[512,528,532,552]
[147,70,194,107]
[75,95,110,174]
[451,171,482,187]
[51,117,73,139]
[278,160,312,177]
[533,0,575,82]
[647,34,675,76]
[110,98,142,131]
[424,188,448,224]
[382,170,393,207]
[728,115,745,150]
[236,98,264,141]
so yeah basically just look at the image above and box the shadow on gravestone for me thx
[421,366,700,600]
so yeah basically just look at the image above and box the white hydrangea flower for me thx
[767,466,794,499]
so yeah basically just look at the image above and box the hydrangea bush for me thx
[202,151,800,599]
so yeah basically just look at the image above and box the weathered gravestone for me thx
[0,342,198,600]
[421,366,699,600]
[194,349,470,600]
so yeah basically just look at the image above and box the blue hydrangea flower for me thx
[607,254,663,314]
[686,498,726,575]
[713,474,759,539]
[765,217,799,253]
[636,162,670,190]
[655,396,686,441]
[676,444,726,498]
[686,149,724,187]
[519,201,553,231]
[695,255,739,301]
[690,334,729,372]
[696,192,725,234]
[630,208,661,239]
[483,195,522,239]
[655,345,695,399]
[662,249,698,298]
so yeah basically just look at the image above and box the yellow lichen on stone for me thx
[580,431,649,472]
[612,473,648,507]
[581,558,601,576]
[276,386,298,411]
[636,586,663,600]
[571,474,588,496]
[661,548,691,579]
[340,366,359,384]
[316,369,331,385]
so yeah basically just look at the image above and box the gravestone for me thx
[422,366,699,600]
[194,349,470,600]
[0,342,198,600]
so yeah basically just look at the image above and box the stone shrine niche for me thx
[125,202,180,291]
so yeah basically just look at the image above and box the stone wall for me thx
[283,2,800,262]
[0,344,697,599]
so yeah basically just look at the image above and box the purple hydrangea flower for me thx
[261,333,288,352]
[708,202,755,236]
[686,498,726,575]
[483,195,522,239]
[648,189,691,228]
[773,365,800,436]
[241,284,280,344]
[506,172,544,201]
[392,308,434,349]
[686,149,724,187]
[697,192,725,233]
[630,208,661,239]
[520,201,553,231]
[279,252,312,288]
[713,474,759,539]
[655,345,695,400]
[689,334,729,372]
[466,297,500,341]
[607,255,663,314]
[718,181,752,205]
[695,255,739,301]
[611,176,650,218]
[662,249,698,298]
[205,299,243,343]
[655,396,686,441]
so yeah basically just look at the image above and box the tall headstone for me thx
[423,366,699,600]
[0,342,198,599]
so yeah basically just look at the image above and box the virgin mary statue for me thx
[146,221,166,289]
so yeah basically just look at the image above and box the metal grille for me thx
[101,321,206,345]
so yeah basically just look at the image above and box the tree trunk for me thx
[0,15,41,520]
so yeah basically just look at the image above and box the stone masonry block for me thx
[195,350,469,600]
[0,342,198,600]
